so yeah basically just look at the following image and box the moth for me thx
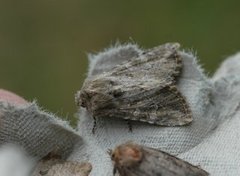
[33,152,92,176]
[110,142,209,176]
[44,162,92,176]
[77,43,192,131]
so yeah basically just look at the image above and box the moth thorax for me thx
[112,143,143,168]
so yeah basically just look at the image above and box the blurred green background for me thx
[0,0,240,125]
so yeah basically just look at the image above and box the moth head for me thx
[110,142,143,168]
[77,76,122,114]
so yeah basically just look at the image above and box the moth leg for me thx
[39,170,48,175]
[92,116,97,134]
[113,166,117,175]
[126,120,133,132]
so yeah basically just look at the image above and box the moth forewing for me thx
[111,142,209,176]
[77,43,193,127]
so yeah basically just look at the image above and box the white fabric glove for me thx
[0,92,87,175]
[1,43,240,176]
[179,52,240,175]
[72,44,240,176]
[0,92,82,160]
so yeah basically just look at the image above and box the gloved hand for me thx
[1,42,240,176]
[0,89,82,159]
[0,89,84,176]
[72,43,240,176]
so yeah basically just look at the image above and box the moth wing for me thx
[79,43,192,126]
[135,146,209,176]
[115,145,208,176]
[47,161,92,176]
[99,85,192,126]
[112,143,208,176]
[110,42,182,85]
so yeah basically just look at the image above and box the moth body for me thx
[77,43,193,128]
[111,142,209,176]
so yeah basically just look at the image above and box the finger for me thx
[0,89,28,106]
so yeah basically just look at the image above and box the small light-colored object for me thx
[33,152,92,176]
[110,142,209,176]
[77,43,192,130]
[0,144,36,176]
[46,161,92,176]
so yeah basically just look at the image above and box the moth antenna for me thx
[113,166,117,175]
[107,149,112,156]
[92,116,97,134]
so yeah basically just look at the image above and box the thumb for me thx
[0,89,28,106]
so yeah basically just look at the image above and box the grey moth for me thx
[110,142,209,176]
[77,43,192,129]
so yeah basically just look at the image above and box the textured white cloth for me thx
[73,44,240,176]
[0,101,82,160]
[179,53,240,175]
[1,43,240,176]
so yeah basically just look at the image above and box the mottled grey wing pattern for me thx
[94,85,192,126]
[78,43,192,126]
[110,43,182,84]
